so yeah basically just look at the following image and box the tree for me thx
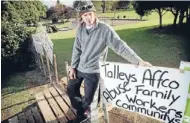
[168,4,180,27]
[46,0,71,23]
[2,1,46,25]
[102,0,106,13]
[133,2,150,19]
[117,1,130,9]
[134,1,168,29]
[1,1,46,77]
[177,2,190,26]
[64,7,76,22]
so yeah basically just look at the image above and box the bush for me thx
[1,22,29,58]
[117,15,120,19]
[123,15,126,18]
[1,21,36,79]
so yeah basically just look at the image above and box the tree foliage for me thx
[133,1,190,29]
[47,0,76,23]
[1,1,46,78]
[117,1,130,9]
[2,1,47,24]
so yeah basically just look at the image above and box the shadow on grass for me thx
[1,98,36,111]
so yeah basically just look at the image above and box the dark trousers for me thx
[67,70,100,116]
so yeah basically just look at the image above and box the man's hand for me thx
[138,60,152,67]
[69,68,76,80]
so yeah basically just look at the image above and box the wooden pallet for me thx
[35,85,76,123]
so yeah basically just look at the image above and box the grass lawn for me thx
[1,74,35,120]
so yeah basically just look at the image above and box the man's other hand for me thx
[138,61,152,67]
[69,68,76,79]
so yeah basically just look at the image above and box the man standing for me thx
[67,1,152,122]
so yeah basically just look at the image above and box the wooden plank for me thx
[31,107,44,123]
[54,84,76,115]
[25,109,35,123]
[18,112,27,123]
[35,92,58,123]
[9,116,18,123]
[43,89,67,123]
[49,87,75,120]
[54,85,72,106]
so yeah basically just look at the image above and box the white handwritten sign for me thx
[100,62,190,123]
[32,31,53,64]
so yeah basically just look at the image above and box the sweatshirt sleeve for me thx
[71,30,81,68]
[106,25,143,65]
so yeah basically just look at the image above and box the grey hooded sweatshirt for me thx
[71,19,142,73]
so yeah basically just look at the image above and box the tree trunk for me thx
[158,8,162,29]
[102,7,105,13]
[179,8,185,26]
[188,8,190,24]
[186,8,189,23]
[173,14,178,27]
[102,1,105,13]
[172,9,179,27]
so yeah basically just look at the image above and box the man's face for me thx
[81,12,96,26]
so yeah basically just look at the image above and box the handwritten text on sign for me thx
[100,62,190,123]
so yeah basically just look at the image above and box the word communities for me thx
[116,98,182,123]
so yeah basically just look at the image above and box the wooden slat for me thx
[54,84,77,115]
[9,116,18,123]
[44,89,67,123]
[54,85,72,106]
[25,109,35,123]
[18,113,27,123]
[31,107,44,123]
[35,92,58,123]
[49,87,75,120]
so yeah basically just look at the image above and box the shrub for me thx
[1,21,35,79]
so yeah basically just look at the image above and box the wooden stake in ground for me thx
[46,53,52,84]
[100,78,109,123]
[40,54,46,76]
[53,54,59,84]
[65,61,69,85]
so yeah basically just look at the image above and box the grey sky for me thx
[41,0,75,8]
